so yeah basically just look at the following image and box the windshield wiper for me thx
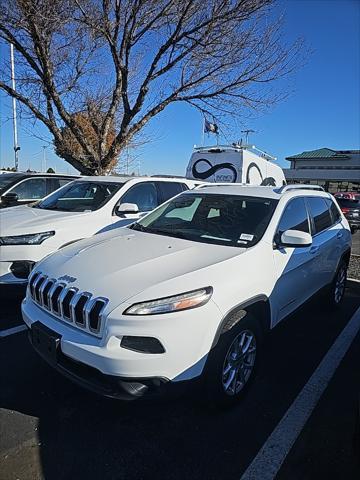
[130,223,189,239]
[130,223,149,232]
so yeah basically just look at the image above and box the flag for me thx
[204,118,219,134]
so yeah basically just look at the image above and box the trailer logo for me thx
[192,158,276,185]
[246,162,276,186]
[192,158,238,182]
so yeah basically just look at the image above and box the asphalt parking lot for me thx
[352,230,360,256]
[0,279,359,480]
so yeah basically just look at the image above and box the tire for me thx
[351,226,356,235]
[329,260,348,307]
[204,310,263,407]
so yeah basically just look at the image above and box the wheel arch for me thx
[341,248,351,267]
[211,295,271,348]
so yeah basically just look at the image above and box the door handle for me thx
[336,232,343,239]
[310,246,319,255]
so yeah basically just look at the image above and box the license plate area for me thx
[31,322,61,365]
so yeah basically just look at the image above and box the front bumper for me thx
[28,322,170,400]
[22,295,222,397]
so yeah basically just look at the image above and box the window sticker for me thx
[239,233,254,241]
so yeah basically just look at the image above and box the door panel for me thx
[306,197,338,286]
[271,197,315,324]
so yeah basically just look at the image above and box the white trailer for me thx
[186,144,285,187]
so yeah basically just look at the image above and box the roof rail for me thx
[275,184,325,194]
[195,182,249,189]
[150,174,189,179]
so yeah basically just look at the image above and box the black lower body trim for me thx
[27,322,192,401]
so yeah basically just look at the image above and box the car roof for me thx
[76,175,194,184]
[0,172,78,178]
[190,184,330,200]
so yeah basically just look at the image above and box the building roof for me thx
[286,148,351,160]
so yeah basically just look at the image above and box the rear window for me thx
[326,199,341,223]
[307,197,332,234]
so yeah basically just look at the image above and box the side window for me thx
[46,178,59,195]
[120,182,159,212]
[327,199,341,224]
[277,198,310,236]
[46,178,72,195]
[307,197,333,234]
[157,182,188,203]
[59,178,72,188]
[11,178,47,200]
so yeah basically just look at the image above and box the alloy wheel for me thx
[334,265,347,304]
[222,329,256,396]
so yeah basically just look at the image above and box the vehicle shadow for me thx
[1,286,359,480]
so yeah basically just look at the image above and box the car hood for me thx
[0,205,90,235]
[36,228,244,306]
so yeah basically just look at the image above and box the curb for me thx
[348,278,360,284]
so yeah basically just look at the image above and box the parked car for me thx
[0,172,77,208]
[334,192,360,234]
[21,184,351,405]
[0,176,196,284]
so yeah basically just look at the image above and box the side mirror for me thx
[1,192,19,206]
[116,202,139,215]
[279,229,312,248]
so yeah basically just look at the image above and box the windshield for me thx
[131,193,278,247]
[35,181,123,212]
[0,173,24,193]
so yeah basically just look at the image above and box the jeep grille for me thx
[28,272,108,336]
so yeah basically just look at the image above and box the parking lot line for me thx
[240,305,360,480]
[0,324,27,338]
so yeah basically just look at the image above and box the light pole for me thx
[42,145,47,172]
[10,43,20,171]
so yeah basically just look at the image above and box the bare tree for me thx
[0,0,303,175]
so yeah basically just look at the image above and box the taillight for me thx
[341,208,350,213]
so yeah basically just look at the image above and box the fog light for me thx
[120,336,165,354]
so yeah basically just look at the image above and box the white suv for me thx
[0,176,195,284]
[22,185,351,405]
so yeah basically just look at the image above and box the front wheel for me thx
[204,311,262,407]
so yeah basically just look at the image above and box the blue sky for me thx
[0,0,359,175]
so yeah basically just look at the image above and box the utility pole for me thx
[42,145,47,172]
[10,43,20,171]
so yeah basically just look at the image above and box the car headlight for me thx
[0,231,55,245]
[124,287,213,315]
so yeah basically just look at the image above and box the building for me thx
[284,148,360,192]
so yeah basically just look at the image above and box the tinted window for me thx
[0,173,25,193]
[36,181,122,212]
[158,182,187,202]
[46,178,73,195]
[327,199,341,223]
[121,182,158,212]
[277,198,310,236]
[11,178,46,200]
[307,197,332,234]
[133,193,278,248]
